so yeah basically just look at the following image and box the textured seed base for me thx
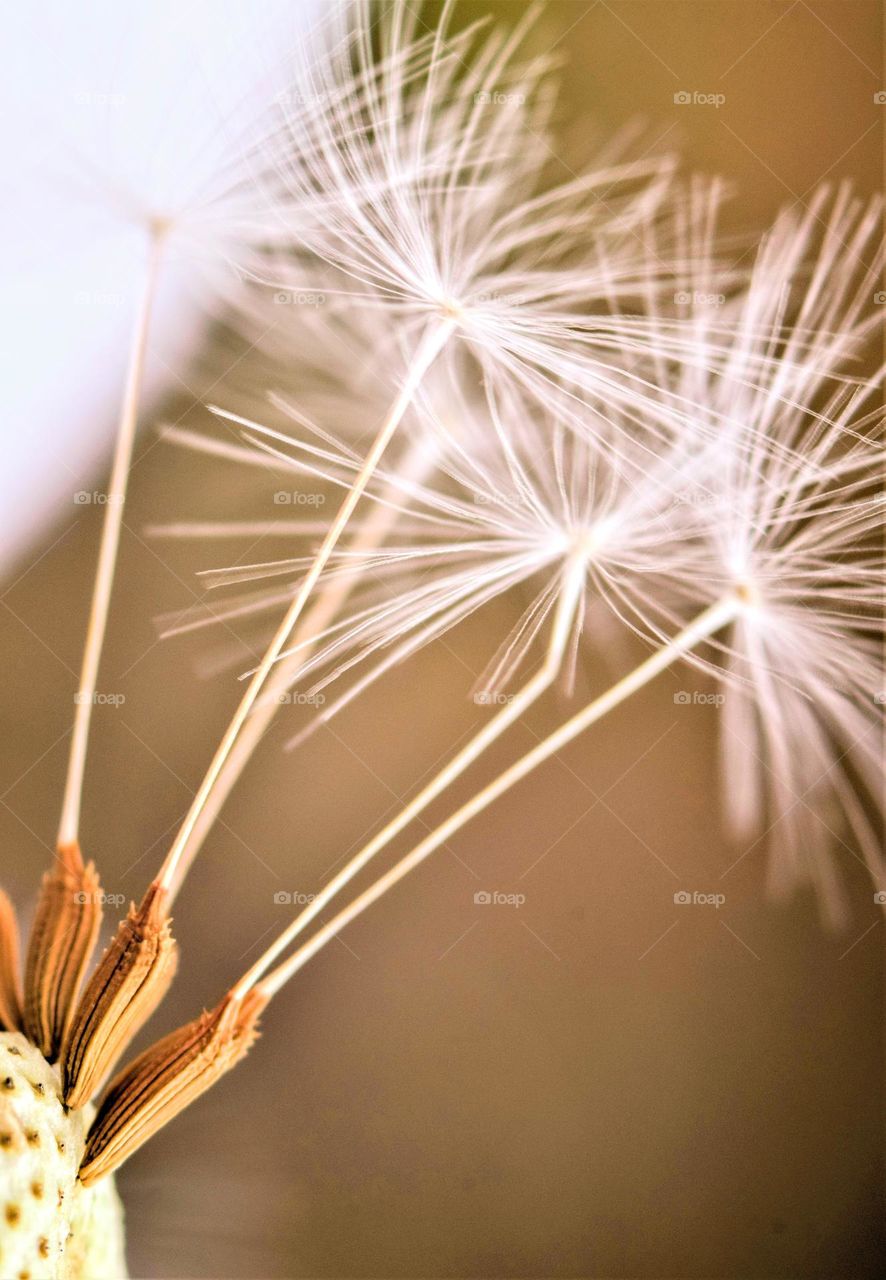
[0,1031,127,1279]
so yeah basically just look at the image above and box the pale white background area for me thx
[0,0,317,570]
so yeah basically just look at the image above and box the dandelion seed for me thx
[22,843,102,1061]
[229,190,884,995]
[3,5,882,1272]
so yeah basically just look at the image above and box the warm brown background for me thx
[1,2,883,1277]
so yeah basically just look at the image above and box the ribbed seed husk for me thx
[80,988,267,1185]
[22,843,102,1060]
[61,884,177,1109]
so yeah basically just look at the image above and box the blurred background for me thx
[1,2,883,1276]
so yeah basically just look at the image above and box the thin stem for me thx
[158,317,456,897]
[233,555,587,999]
[57,231,165,850]
[258,595,739,996]
[177,440,439,872]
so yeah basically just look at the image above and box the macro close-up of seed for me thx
[1,2,882,1277]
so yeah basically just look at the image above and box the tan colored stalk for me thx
[155,317,457,898]
[231,554,588,998]
[58,229,166,850]
[257,596,740,995]
[177,439,439,870]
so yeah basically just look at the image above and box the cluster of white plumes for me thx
[0,0,854,981]
[147,2,885,935]
[0,1,881,1239]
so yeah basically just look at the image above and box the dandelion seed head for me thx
[647,192,886,923]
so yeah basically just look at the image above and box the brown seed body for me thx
[62,884,177,1109]
[22,844,102,1060]
[0,892,24,1033]
[80,988,267,1184]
